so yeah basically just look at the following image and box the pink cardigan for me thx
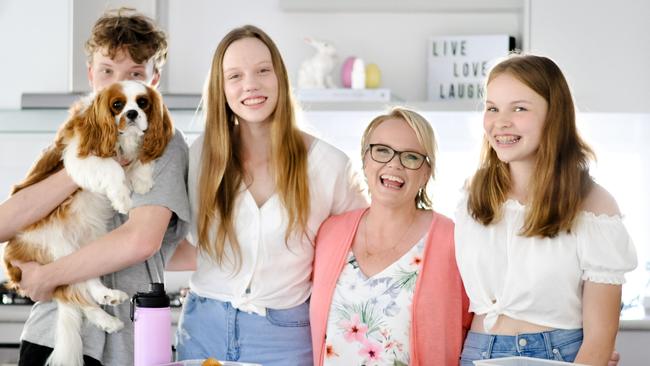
[310,208,472,366]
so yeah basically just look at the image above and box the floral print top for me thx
[323,235,426,366]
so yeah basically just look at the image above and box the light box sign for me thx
[427,35,515,102]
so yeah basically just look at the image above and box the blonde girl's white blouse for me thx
[187,135,369,315]
[454,193,637,332]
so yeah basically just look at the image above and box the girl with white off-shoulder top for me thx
[455,54,637,366]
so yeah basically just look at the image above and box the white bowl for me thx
[474,356,586,365]
[159,360,262,366]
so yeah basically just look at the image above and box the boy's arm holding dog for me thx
[13,204,172,301]
[0,154,146,243]
[0,170,78,243]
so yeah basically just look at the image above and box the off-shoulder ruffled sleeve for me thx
[576,213,638,284]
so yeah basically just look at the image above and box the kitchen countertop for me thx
[0,109,205,134]
[0,305,181,324]
[1,304,649,330]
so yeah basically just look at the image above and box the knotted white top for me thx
[454,193,637,331]
[187,136,368,315]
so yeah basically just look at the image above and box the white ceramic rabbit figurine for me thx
[298,37,337,89]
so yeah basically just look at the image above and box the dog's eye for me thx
[112,100,125,110]
[137,97,149,109]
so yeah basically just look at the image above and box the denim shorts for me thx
[175,292,312,366]
[460,329,583,366]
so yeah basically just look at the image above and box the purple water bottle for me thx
[130,282,172,366]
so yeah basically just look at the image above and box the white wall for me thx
[0,0,71,108]
[164,1,521,101]
[70,0,157,92]
[2,1,648,112]
[527,0,650,113]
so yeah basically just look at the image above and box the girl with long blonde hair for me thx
[170,25,368,365]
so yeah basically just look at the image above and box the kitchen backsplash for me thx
[1,109,649,296]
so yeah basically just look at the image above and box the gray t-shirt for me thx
[21,130,190,366]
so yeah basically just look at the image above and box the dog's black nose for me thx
[126,110,138,120]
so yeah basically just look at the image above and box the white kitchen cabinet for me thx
[0,133,55,199]
[616,328,650,365]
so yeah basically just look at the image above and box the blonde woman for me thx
[311,108,472,366]
[168,25,368,365]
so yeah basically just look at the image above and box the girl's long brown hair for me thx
[468,54,595,237]
[197,25,309,268]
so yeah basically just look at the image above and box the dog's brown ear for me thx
[140,88,173,163]
[77,89,118,158]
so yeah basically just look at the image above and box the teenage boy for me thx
[1,8,189,366]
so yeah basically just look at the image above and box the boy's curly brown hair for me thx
[85,7,168,72]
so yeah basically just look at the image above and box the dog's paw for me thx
[111,197,132,215]
[131,175,154,195]
[84,306,125,333]
[107,187,132,214]
[95,289,129,305]
[128,162,155,195]
[98,316,124,334]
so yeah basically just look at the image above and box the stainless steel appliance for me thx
[0,282,33,365]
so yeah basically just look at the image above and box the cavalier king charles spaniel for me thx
[3,80,173,366]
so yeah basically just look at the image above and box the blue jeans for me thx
[460,329,583,365]
[175,292,312,366]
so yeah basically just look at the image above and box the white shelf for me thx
[297,100,483,112]
[279,0,522,13]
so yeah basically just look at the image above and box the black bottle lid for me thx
[130,283,170,321]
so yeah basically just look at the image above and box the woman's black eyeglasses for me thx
[366,144,429,170]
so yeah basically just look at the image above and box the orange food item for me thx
[202,358,222,366]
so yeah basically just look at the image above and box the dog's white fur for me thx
[3,80,173,366]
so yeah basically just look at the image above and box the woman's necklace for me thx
[363,211,416,258]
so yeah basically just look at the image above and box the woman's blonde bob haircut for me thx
[360,107,437,209]
[196,25,309,268]
[467,53,595,237]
